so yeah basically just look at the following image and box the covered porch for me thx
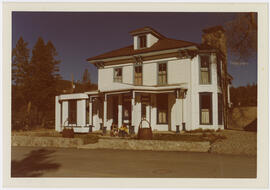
[88,86,188,133]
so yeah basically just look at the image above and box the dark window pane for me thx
[199,93,212,125]
[68,100,77,124]
[157,94,168,124]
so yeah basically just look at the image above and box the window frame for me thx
[113,67,123,83]
[156,93,168,124]
[134,65,143,86]
[68,100,77,125]
[217,56,222,87]
[139,35,147,49]
[157,62,168,86]
[199,55,211,85]
[199,92,213,125]
[86,99,89,125]
[218,93,223,125]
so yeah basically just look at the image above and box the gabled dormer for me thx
[129,27,166,50]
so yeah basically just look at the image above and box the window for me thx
[199,93,212,125]
[134,65,142,85]
[218,93,223,125]
[86,99,89,124]
[114,68,122,82]
[68,100,77,124]
[217,57,222,87]
[139,35,147,48]
[200,56,211,84]
[158,63,167,85]
[157,94,168,124]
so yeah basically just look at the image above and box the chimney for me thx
[202,25,227,58]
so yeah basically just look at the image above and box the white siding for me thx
[123,65,133,84]
[167,59,189,84]
[189,53,223,130]
[143,62,157,85]
[92,100,101,131]
[147,33,158,47]
[133,36,139,50]
[98,66,134,92]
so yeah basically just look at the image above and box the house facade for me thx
[55,26,232,133]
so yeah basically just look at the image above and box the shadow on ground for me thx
[11,148,61,177]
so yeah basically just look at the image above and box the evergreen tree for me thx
[12,36,30,87]
[29,37,61,125]
[82,68,91,85]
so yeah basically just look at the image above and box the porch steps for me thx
[77,138,210,152]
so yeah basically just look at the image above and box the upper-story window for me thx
[134,65,142,85]
[139,35,147,48]
[113,67,122,82]
[158,62,167,85]
[200,55,211,84]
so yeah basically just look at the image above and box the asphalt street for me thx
[11,146,256,178]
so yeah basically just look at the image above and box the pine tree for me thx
[30,37,61,125]
[82,68,91,85]
[12,36,30,87]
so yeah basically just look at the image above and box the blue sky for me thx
[12,12,257,87]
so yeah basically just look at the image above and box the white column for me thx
[213,93,218,126]
[55,96,61,132]
[118,94,122,127]
[62,101,69,126]
[227,84,231,108]
[77,99,86,126]
[103,95,107,127]
[131,92,135,126]
[89,98,92,125]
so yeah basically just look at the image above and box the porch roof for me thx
[100,83,188,94]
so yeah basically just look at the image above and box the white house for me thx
[55,26,232,133]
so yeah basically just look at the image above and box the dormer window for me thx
[139,35,147,48]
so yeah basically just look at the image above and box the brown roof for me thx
[129,26,166,39]
[87,37,197,61]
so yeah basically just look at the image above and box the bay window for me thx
[218,93,223,125]
[200,56,211,84]
[199,92,212,125]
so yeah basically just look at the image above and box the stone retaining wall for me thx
[12,136,210,152]
[78,139,210,152]
[12,136,83,148]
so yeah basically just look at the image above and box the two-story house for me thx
[55,26,232,133]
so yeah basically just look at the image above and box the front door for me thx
[112,96,118,125]
[122,94,131,126]
[141,95,151,128]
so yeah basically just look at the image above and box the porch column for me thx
[89,97,92,125]
[227,84,231,108]
[131,91,135,126]
[118,94,122,127]
[103,94,107,128]
[55,96,61,132]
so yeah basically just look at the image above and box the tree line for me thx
[230,83,257,107]
[12,37,96,130]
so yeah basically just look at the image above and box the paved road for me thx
[11,146,256,178]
